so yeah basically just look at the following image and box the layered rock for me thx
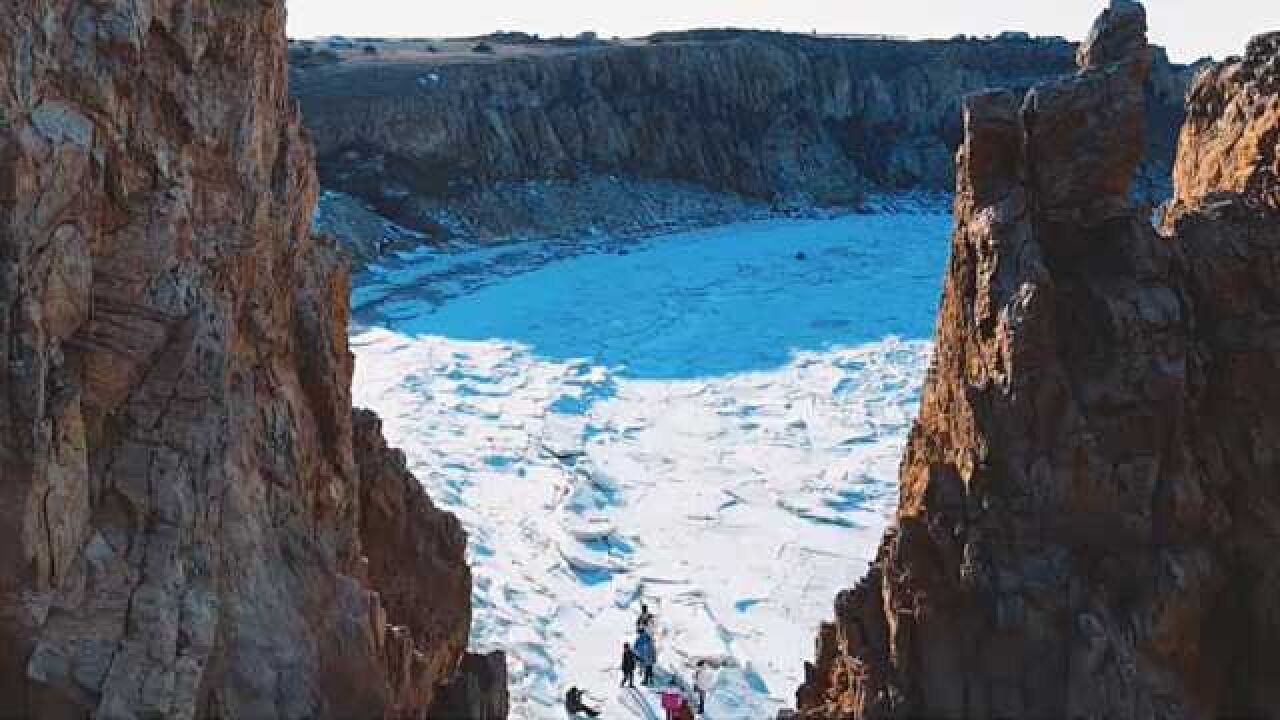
[0,2,481,717]
[794,3,1280,718]
[291,32,1192,245]
[352,409,476,718]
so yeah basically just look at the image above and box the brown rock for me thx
[793,4,1280,718]
[1171,32,1280,213]
[353,408,474,717]
[0,2,483,718]
[1077,0,1151,73]
[428,651,511,720]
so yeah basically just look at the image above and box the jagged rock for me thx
[0,2,482,718]
[1171,31,1280,213]
[793,4,1280,718]
[428,651,510,720]
[1077,0,1150,71]
[353,408,474,717]
[290,32,1192,243]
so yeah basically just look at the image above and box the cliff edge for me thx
[0,2,490,717]
[291,32,1193,250]
[793,4,1280,718]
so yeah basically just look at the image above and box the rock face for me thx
[0,2,480,718]
[1171,32,1280,213]
[427,651,511,720]
[352,409,476,718]
[291,32,1192,243]
[793,4,1280,719]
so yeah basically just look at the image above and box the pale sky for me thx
[286,0,1277,63]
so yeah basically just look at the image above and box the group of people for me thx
[657,661,710,720]
[621,604,657,688]
[564,602,713,719]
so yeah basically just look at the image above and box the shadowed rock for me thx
[792,3,1280,718]
[290,30,1194,248]
[428,650,511,720]
[353,409,475,718]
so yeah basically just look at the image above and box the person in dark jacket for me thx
[621,642,638,688]
[634,628,657,685]
[636,603,654,632]
[565,686,600,717]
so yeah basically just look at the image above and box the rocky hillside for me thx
[291,31,1194,247]
[0,2,497,718]
[791,4,1279,719]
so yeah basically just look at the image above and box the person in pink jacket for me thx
[660,688,683,720]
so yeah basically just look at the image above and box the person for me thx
[621,642,638,688]
[693,660,712,715]
[636,602,654,632]
[659,688,683,720]
[564,686,599,718]
[634,628,656,685]
[674,694,696,720]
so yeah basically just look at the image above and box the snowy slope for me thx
[350,214,951,718]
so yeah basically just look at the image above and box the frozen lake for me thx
[350,213,951,719]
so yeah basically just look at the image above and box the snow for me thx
[350,213,951,718]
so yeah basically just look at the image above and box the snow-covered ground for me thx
[350,213,951,719]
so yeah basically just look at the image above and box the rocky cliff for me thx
[0,2,487,718]
[1170,32,1280,214]
[792,4,1280,719]
[355,407,504,712]
[291,32,1194,246]
[428,651,510,720]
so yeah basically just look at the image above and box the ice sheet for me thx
[351,213,951,718]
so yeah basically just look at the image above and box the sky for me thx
[285,0,1278,63]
